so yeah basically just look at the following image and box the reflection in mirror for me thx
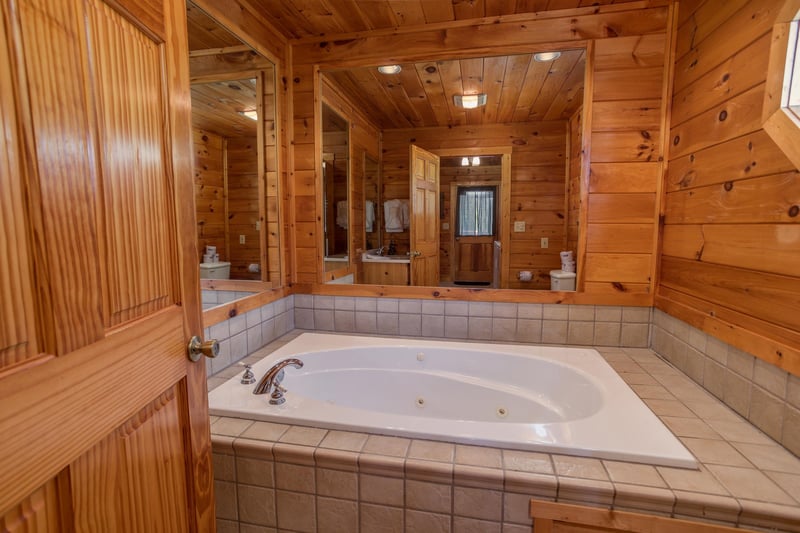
[187,2,280,285]
[322,104,350,271]
[323,50,585,290]
[364,154,380,250]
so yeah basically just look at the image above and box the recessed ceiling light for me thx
[453,94,487,109]
[534,51,562,62]
[238,110,258,121]
[377,65,402,74]
[461,157,469,166]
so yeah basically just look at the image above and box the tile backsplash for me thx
[651,309,800,457]
[293,295,651,347]
[203,295,295,376]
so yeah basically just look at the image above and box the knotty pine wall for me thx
[290,2,675,304]
[194,129,225,264]
[226,137,260,280]
[659,0,800,376]
[382,124,566,290]
[566,108,582,255]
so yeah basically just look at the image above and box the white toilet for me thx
[550,269,576,291]
[200,261,231,279]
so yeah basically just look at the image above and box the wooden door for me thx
[452,184,498,284]
[0,0,214,530]
[409,145,440,286]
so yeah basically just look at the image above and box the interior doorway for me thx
[452,183,498,285]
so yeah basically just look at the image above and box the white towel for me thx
[365,200,375,232]
[336,200,348,229]
[384,199,403,233]
[400,199,410,229]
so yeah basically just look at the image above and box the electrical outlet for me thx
[513,221,525,232]
[239,235,246,244]
[255,221,261,231]
[540,237,549,248]
[441,222,449,230]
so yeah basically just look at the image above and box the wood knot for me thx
[723,181,734,191]
[611,282,626,292]
[673,135,680,145]
[641,130,651,140]
[776,350,783,358]
[789,205,799,217]
[718,110,728,121]
[432,291,440,297]
[228,309,237,318]
[425,65,437,74]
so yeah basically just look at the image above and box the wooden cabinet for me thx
[530,500,752,533]
[361,261,410,285]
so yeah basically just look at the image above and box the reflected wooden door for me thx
[409,145,440,286]
[0,0,214,530]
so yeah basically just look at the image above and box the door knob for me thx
[187,336,219,362]
[410,251,422,257]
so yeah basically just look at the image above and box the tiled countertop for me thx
[209,330,800,532]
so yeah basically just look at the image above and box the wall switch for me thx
[513,221,525,232]
[255,221,261,231]
[239,235,246,244]
[441,222,449,230]
[540,237,549,248]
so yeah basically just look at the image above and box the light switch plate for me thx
[239,235,246,244]
[442,222,449,230]
[541,237,549,248]
[513,221,525,232]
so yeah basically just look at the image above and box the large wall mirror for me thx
[321,48,586,291]
[187,1,281,303]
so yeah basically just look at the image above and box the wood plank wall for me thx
[382,123,566,290]
[290,2,675,302]
[659,0,800,375]
[193,129,225,263]
[566,108,582,255]
[226,136,260,279]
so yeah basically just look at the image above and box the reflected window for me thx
[456,186,496,237]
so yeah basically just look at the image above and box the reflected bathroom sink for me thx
[362,249,411,263]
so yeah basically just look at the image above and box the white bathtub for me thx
[208,333,696,468]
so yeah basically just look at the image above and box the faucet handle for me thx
[240,363,256,385]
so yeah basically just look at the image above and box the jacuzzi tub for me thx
[208,333,696,468]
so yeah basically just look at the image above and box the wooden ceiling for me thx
[324,49,585,129]
[187,3,264,138]
[248,0,645,40]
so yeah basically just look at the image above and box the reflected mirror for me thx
[364,154,380,250]
[187,2,280,288]
[322,103,350,271]
[321,49,585,290]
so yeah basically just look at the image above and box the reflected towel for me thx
[400,199,410,229]
[384,199,403,232]
[336,200,348,229]
[365,200,375,232]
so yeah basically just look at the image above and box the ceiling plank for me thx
[415,62,453,127]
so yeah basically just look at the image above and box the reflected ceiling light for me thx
[534,51,562,62]
[472,157,480,166]
[377,64,402,74]
[453,94,487,109]
[238,109,258,120]
[461,157,470,166]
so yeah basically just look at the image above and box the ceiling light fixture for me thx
[453,94,487,109]
[472,157,480,166]
[377,65,402,74]
[534,51,562,62]
[238,110,258,121]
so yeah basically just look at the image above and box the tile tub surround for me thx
[293,295,652,348]
[652,309,800,458]
[203,295,295,377]
[208,333,800,533]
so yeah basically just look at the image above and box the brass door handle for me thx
[410,251,422,257]
[187,336,219,362]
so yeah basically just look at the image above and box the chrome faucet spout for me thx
[253,358,304,404]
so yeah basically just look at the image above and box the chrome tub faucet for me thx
[253,358,304,405]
